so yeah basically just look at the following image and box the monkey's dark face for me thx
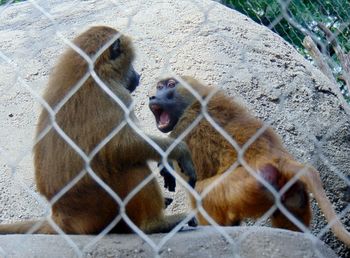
[126,65,141,93]
[108,38,141,93]
[149,78,190,133]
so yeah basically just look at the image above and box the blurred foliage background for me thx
[222,0,350,103]
[0,0,25,5]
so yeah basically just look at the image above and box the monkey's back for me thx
[173,91,286,181]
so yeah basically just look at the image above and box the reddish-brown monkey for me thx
[0,27,196,234]
[149,76,350,246]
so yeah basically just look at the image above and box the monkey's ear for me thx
[110,38,121,60]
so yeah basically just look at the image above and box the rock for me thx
[0,0,348,256]
[0,227,338,258]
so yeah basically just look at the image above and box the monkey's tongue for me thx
[159,112,170,128]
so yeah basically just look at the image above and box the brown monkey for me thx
[149,76,350,246]
[0,27,196,234]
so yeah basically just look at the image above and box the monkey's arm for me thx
[149,135,196,188]
[341,176,350,202]
[158,161,176,192]
[117,134,196,188]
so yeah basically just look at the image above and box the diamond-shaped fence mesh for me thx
[0,0,349,257]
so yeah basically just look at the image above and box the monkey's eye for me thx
[110,38,121,60]
[167,80,176,88]
[157,83,164,90]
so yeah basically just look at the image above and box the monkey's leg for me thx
[280,158,350,245]
[270,180,311,231]
[119,165,196,234]
[0,220,55,234]
[253,162,311,231]
[193,166,274,226]
[142,213,197,234]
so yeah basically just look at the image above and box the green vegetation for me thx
[223,0,350,53]
[223,0,350,103]
[0,0,26,5]
[1,0,349,102]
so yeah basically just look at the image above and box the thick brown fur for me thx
[0,27,196,234]
[150,76,350,246]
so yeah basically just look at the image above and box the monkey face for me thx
[149,78,189,133]
[125,65,141,93]
[108,37,140,93]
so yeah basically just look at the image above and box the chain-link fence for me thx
[222,0,350,109]
[0,0,349,257]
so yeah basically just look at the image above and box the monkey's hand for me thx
[341,176,350,202]
[164,197,174,208]
[188,217,198,227]
[177,148,197,189]
[159,161,176,192]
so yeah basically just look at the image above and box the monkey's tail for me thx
[282,159,350,246]
[0,220,55,234]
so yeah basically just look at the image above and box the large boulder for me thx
[0,0,348,256]
[0,227,338,258]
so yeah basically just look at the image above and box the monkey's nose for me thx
[135,73,141,87]
[149,96,156,101]
[166,91,174,99]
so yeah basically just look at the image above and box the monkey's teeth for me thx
[159,111,170,128]
[158,121,169,128]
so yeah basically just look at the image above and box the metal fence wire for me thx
[0,0,349,257]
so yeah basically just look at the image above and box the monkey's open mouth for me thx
[150,104,170,129]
